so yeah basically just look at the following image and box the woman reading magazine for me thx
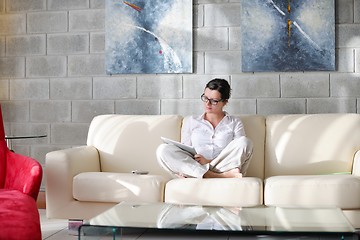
[156,78,253,178]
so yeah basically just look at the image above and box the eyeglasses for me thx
[200,93,224,105]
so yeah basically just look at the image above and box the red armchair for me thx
[0,105,43,240]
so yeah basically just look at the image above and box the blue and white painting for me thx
[105,0,192,74]
[241,0,335,72]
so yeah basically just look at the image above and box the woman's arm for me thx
[233,117,246,139]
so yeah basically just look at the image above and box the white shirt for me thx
[181,112,246,160]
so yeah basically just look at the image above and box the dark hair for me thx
[205,78,231,100]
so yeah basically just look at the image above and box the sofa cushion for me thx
[87,115,183,180]
[73,172,165,203]
[0,189,41,240]
[265,114,360,178]
[264,175,360,209]
[164,177,263,207]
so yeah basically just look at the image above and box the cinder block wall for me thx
[0,0,359,189]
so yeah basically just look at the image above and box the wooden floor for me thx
[37,191,46,209]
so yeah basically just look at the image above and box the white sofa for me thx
[45,114,360,228]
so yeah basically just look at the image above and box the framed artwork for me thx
[241,0,335,72]
[105,0,193,74]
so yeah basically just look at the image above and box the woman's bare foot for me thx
[203,168,242,178]
[174,173,187,178]
[222,168,242,178]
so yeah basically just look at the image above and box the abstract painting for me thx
[241,0,335,72]
[105,0,192,74]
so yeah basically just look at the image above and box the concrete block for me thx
[194,5,203,28]
[68,54,106,76]
[10,79,49,100]
[0,79,9,100]
[205,51,241,74]
[183,75,229,98]
[30,101,71,122]
[204,3,240,27]
[137,75,182,99]
[161,99,203,115]
[194,27,228,51]
[0,101,29,122]
[115,100,160,115]
[26,56,67,77]
[48,0,88,10]
[0,14,25,35]
[72,100,114,122]
[93,76,136,99]
[196,0,227,4]
[194,52,205,74]
[331,73,360,97]
[51,123,89,145]
[3,121,9,136]
[281,73,330,98]
[226,99,257,115]
[90,0,105,9]
[337,48,355,72]
[232,74,280,98]
[27,12,67,33]
[164,92,255,116]
[69,9,104,32]
[183,75,211,99]
[336,0,354,24]
[11,146,29,158]
[337,24,360,48]
[257,99,306,115]
[0,57,25,78]
[307,98,356,113]
[50,77,92,100]
[354,0,360,23]
[6,35,45,56]
[356,49,360,72]
[47,33,89,54]
[90,32,105,53]
[229,27,241,50]
[6,0,45,12]
[9,123,48,146]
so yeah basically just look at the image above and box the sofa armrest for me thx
[45,146,100,218]
[4,150,42,200]
[352,150,360,176]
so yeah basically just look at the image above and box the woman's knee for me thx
[156,143,181,162]
[235,136,253,150]
[156,144,169,163]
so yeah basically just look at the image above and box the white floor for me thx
[40,209,76,240]
[39,209,359,240]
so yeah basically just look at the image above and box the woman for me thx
[157,78,253,178]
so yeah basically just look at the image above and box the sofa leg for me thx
[68,219,83,235]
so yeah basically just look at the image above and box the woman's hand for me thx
[194,154,211,165]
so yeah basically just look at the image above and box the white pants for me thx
[156,136,253,178]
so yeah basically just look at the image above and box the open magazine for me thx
[161,137,197,156]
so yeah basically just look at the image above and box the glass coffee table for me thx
[78,202,357,239]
